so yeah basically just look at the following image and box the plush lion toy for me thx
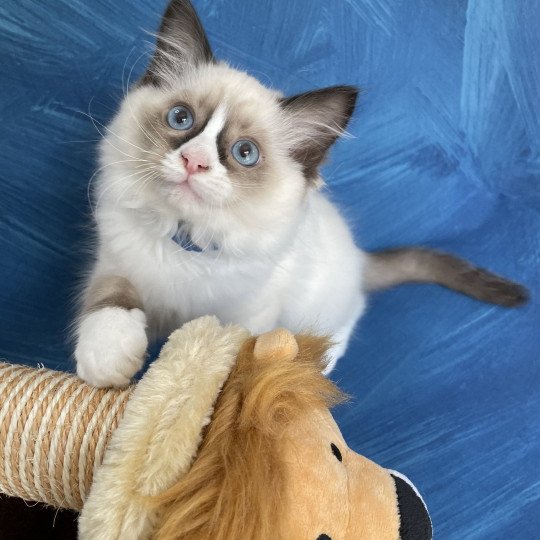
[0,317,431,539]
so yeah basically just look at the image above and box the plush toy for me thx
[0,317,432,539]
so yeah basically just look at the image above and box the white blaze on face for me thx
[180,103,227,169]
[162,104,231,204]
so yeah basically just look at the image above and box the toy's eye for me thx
[167,105,194,130]
[317,535,332,540]
[231,139,260,167]
[330,443,342,462]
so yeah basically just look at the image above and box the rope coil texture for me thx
[0,362,131,510]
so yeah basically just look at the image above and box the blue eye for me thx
[167,105,194,130]
[231,140,260,167]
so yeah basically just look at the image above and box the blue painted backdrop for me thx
[1,0,539,537]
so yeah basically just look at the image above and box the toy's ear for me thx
[253,328,299,363]
[254,329,333,372]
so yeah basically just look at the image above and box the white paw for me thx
[75,307,148,387]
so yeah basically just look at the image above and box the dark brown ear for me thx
[280,86,358,181]
[141,0,215,86]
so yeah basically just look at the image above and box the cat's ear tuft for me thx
[140,0,215,86]
[280,86,358,182]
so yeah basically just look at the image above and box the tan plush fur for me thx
[78,319,429,539]
[78,316,249,539]
[153,333,344,539]
[281,408,401,539]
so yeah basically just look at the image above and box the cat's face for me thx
[107,64,299,220]
[99,0,357,226]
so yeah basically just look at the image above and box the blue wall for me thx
[1,1,539,537]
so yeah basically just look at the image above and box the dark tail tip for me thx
[469,270,530,307]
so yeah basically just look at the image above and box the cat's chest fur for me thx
[94,191,367,337]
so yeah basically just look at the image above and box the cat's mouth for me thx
[160,165,204,200]
[158,157,232,209]
[157,169,211,209]
[177,177,203,202]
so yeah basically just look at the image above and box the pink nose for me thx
[181,151,209,175]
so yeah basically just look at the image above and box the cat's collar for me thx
[171,221,219,253]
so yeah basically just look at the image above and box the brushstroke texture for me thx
[0,0,538,537]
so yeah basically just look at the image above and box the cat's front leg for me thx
[75,275,148,387]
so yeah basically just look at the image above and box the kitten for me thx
[75,0,527,387]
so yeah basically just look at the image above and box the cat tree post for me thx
[0,316,250,539]
[0,362,131,510]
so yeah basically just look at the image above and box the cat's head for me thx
[100,0,357,230]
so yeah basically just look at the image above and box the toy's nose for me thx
[390,472,432,539]
[181,150,209,175]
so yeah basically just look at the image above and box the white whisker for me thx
[87,159,154,216]
[82,102,163,159]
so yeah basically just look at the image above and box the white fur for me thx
[90,185,366,364]
[76,64,367,385]
[75,307,148,387]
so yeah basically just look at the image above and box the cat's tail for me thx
[363,247,529,307]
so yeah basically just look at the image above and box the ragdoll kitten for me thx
[75,0,527,387]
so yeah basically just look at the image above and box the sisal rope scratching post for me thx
[0,316,250,537]
[0,362,131,510]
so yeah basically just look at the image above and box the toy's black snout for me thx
[391,472,432,540]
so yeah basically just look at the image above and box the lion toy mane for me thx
[0,316,432,539]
